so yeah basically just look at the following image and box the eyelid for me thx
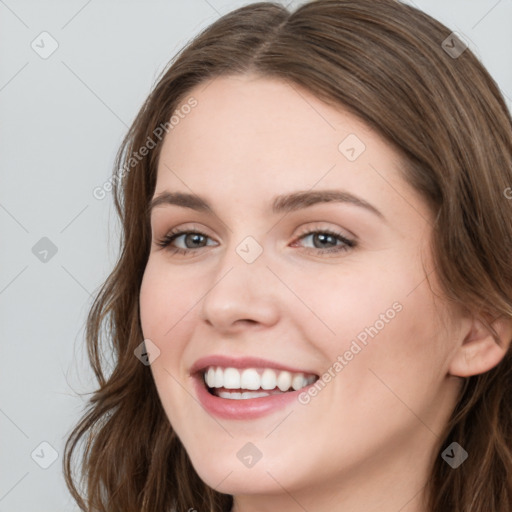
[153,222,213,241]
[154,221,357,257]
[156,221,354,240]
[294,222,356,242]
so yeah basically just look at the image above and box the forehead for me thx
[163,74,377,159]
[152,74,433,228]
[157,75,396,185]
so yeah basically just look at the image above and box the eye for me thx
[155,229,216,255]
[292,228,356,254]
[155,226,356,256]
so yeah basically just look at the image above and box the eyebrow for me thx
[148,189,385,220]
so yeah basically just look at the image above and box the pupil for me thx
[187,234,205,247]
[315,233,335,248]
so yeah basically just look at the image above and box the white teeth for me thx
[214,367,223,388]
[241,391,269,399]
[261,368,277,390]
[277,370,292,391]
[240,369,260,390]
[223,367,241,389]
[306,375,316,385]
[218,390,273,400]
[206,367,216,388]
[219,390,243,399]
[292,374,306,391]
[202,366,317,395]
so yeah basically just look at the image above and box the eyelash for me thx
[155,226,356,256]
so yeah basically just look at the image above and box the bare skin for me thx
[139,74,511,512]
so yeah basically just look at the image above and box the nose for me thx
[199,243,281,333]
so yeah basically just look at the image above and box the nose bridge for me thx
[199,233,280,329]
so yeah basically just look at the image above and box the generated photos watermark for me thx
[298,301,403,405]
[93,96,198,200]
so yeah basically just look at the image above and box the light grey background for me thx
[1,1,510,510]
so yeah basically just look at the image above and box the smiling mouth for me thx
[202,366,319,400]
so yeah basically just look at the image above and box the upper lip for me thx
[190,355,319,377]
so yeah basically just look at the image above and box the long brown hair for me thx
[63,1,512,510]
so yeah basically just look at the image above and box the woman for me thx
[63,1,512,511]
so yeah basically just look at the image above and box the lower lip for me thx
[192,374,314,420]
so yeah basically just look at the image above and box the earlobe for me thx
[448,315,512,378]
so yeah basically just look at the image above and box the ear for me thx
[448,314,512,378]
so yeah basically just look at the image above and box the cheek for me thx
[301,255,445,379]
[347,280,448,412]
[139,261,198,416]
[284,259,409,345]
[139,263,163,340]
[139,258,212,380]
[139,260,191,347]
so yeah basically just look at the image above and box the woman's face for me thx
[139,75,464,506]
